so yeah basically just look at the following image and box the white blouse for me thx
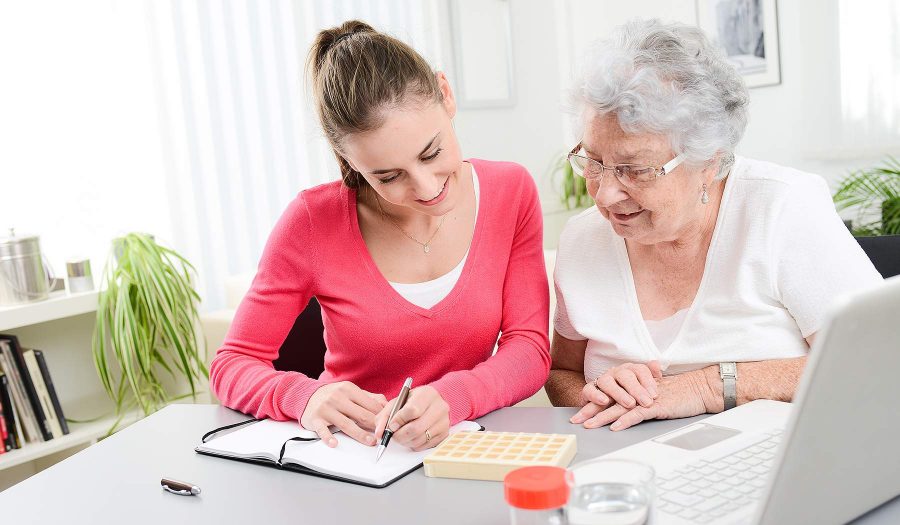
[389,169,480,309]
[554,157,883,382]
[645,309,689,352]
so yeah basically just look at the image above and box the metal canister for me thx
[66,258,94,293]
[0,229,50,306]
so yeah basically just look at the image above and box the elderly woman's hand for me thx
[574,369,715,431]
[572,362,663,426]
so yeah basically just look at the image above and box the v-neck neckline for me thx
[349,160,485,318]
[615,166,737,356]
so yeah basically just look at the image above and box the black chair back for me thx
[855,235,900,279]
[272,297,327,378]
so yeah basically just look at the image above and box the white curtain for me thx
[142,0,442,309]
[838,0,900,153]
[1,0,442,311]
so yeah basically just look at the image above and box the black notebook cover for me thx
[195,419,436,489]
[194,449,423,489]
[0,335,53,441]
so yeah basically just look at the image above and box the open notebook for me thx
[196,418,482,488]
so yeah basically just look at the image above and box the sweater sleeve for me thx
[430,169,551,423]
[773,175,883,337]
[208,192,326,421]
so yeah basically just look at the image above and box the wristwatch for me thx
[719,362,738,411]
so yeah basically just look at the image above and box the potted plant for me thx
[547,151,591,210]
[833,156,900,236]
[833,156,900,278]
[92,233,207,427]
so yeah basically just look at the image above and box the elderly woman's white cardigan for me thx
[554,157,882,381]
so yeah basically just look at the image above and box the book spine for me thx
[0,335,53,441]
[23,350,63,439]
[0,395,8,453]
[7,383,24,449]
[0,373,19,449]
[33,350,68,435]
[0,342,41,443]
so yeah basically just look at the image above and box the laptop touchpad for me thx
[653,423,742,451]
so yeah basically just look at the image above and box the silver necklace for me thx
[375,196,447,254]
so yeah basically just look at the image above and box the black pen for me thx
[161,477,201,496]
[375,377,413,463]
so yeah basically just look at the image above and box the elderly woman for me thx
[545,19,882,431]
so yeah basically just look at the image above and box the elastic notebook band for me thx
[277,436,319,464]
[201,418,259,443]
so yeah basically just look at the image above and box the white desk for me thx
[0,405,896,524]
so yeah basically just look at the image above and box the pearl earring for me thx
[701,184,710,204]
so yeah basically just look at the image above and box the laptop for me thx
[601,275,900,524]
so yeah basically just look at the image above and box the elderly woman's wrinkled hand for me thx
[573,361,663,422]
[573,369,713,431]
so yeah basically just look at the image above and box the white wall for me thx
[442,0,573,246]
[449,0,900,248]
[0,2,172,289]
[4,1,896,299]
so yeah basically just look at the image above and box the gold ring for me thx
[425,429,432,442]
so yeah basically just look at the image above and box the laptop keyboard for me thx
[656,429,783,523]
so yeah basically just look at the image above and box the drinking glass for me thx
[566,458,655,525]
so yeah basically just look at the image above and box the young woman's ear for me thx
[435,71,457,119]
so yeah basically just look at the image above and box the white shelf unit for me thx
[0,411,141,471]
[0,290,130,487]
[0,291,99,332]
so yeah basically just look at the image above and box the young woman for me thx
[209,20,550,451]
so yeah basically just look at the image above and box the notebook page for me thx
[196,419,317,461]
[282,420,482,486]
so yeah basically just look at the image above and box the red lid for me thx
[504,466,571,510]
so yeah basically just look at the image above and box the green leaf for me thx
[834,156,900,236]
[546,150,591,211]
[92,233,206,428]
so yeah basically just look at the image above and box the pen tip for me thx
[375,446,385,463]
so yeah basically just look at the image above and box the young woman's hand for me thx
[300,381,387,448]
[374,386,450,451]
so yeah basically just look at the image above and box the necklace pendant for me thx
[423,243,430,254]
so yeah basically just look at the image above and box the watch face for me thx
[721,362,737,375]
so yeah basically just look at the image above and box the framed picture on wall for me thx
[448,0,516,108]
[697,0,781,88]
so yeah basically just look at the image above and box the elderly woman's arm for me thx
[545,331,589,407]
[574,335,814,430]
[698,356,808,412]
[583,353,810,431]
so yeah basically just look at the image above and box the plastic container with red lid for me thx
[504,466,571,524]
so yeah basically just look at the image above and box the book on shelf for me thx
[23,350,64,439]
[33,349,68,435]
[0,372,22,449]
[0,382,8,453]
[0,335,54,442]
[0,339,43,443]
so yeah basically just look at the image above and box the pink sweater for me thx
[209,159,550,425]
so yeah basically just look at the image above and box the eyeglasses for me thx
[567,143,685,188]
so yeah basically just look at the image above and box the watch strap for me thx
[720,362,737,411]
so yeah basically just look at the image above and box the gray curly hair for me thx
[570,18,749,179]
